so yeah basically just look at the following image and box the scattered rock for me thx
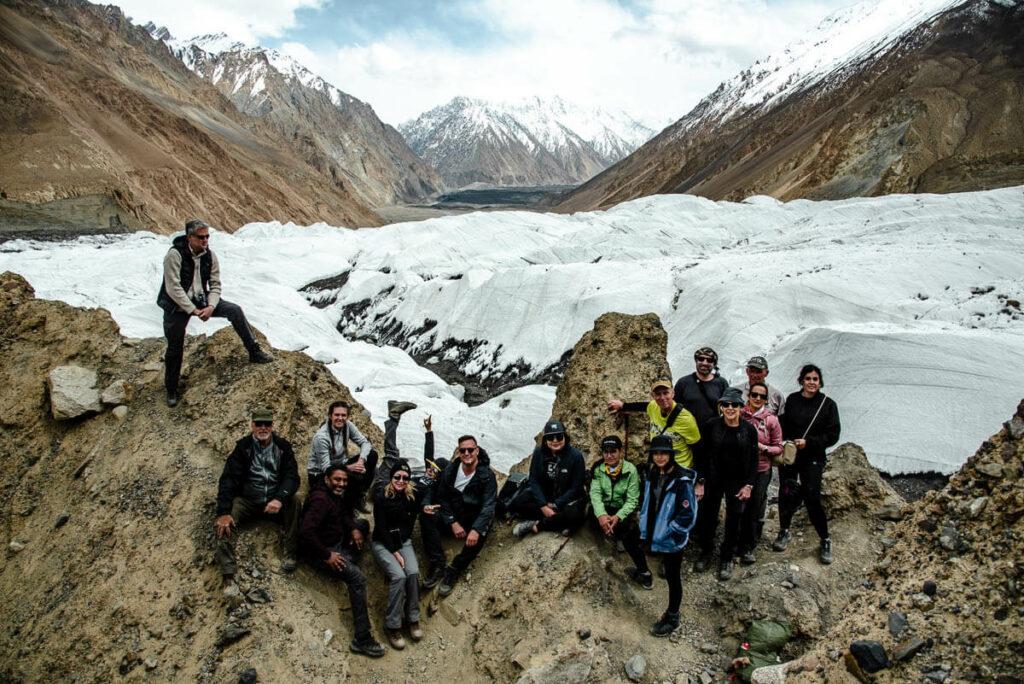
[893,637,928,662]
[751,662,788,683]
[887,611,909,637]
[875,503,905,521]
[937,526,958,551]
[112,405,128,421]
[323,629,333,646]
[624,654,646,682]
[922,580,937,597]
[849,640,891,673]
[238,667,257,684]
[912,593,935,610]
[577,628,591,640]
[700,642,718,654]
[976,462,1003,478]
[966,496,988,517]
[54,512,70,528]
[215,625,251,648]
[144,657,158,670]
[47,365,102,419]
[100,380,128,405]
[9,540,25,553]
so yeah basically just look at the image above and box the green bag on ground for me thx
[746,619,792,653]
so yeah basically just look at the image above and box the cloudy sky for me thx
[114,0,853,127]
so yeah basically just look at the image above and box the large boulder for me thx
[822,443,905,517]
[47,365,102,419]
[547,312,670,465]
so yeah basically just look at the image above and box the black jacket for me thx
[694,418,758,492]
[674,373,729,428]
[526,442,586,510]
[427,448,497,535]
[372,487,419,552]
[157,234,212,312]
[299,487,357,563]
[216,434,299,516]
[780,392,841,462]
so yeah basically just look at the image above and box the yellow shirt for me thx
[646,401,701,468]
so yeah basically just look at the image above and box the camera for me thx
[191,293,208,309]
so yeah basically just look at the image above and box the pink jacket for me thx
[741,406,783,473]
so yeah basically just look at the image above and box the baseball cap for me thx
[746,356,768,370]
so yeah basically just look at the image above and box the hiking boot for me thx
[627,568,654,590]
[350,635,385,658]
[718,560,734,581]
[280,556,297,573]
[740,550,757,565]
[513,520,539,539]
[421,565,445,590]
[408,622,424,642]
[772,529,792,552]
[693,553,712,573]
[387,400,417,419]
[386,628,406,650]
[249,348,274,364]
[650,611,680,637]
[438,567,458,597]
[819,538,833,565]
[166,390,179,408]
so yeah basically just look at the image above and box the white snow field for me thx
[2,186,1022,474]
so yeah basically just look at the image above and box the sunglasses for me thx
[253,421,272,427]
[545,433,566,441]
[193,234,210,241]
[749,392,768,400]
[695,356,715,363]
[720,402,743,409]
[458,447,476,454]
[392,474,410,482]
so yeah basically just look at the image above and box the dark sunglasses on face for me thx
[253,421,272,427]
[721,402,743,409]
[458,447,476,454]
[193,234,210,240]
[545,434,565,441]
[392,474,410,481]
[695,356,714,363]
[750,392,768,399]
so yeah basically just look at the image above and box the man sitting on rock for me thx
[299,465,384,658]
[307,400,377,509]
[590,435,652,589]
[156,218,272,407]
[420,435,497,597]
[511,419,587,539]
[608,378,702,468]
[214,408,299,598]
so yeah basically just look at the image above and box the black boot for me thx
[650,611,680,637]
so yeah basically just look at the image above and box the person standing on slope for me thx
[674,347,729,428]
[773,364,841,565]
[156,219,272,407]
[607,379,702,468]
[737,381,783,564]
[511,420,587,539]
[731,356,785,416]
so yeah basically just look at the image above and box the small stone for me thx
[9,540,25,553]
[323,629,333,646]
[937,526,957,551]
[976,462,1003,478]
[215,625,251,648]
[101,381,128,405]
[849,640,891,673]
[912,593,935,610]
[887,611,909,637]
[780,580,795,589]
[922,580,937,596]
[966,497,988,518]
[52,511,71,528]
[238,667,257,684]
[700,642,717,654]
[786,571,801,587]
[624,655,646,682]
[144,657,158,670]
[577,628,591,640]
[143,361,163,372]
[893,637,927,662]
[112,405,128,421]
[283,622,295,634]
[923,669,949,683]
[875,504,904,521]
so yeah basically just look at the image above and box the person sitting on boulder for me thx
[692,388,759,581]
[608,378,702,468]
[299,465,384,658]
[214,408,300,596]
[637,435,699,637]
[590,435,652,589]
[773,364,841,565]
[511,419,587,539]
[673,346,730,428]
[156,218,272,407]
[420,435,497,597]
[307,400,377,509]
[737,381,783,564]
[373,400,419,491]
[371,462,424,650]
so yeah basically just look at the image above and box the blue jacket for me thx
[638,464,699,553]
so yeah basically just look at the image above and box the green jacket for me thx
[590,460,641,519]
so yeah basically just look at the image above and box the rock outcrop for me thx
[47,365,102,420]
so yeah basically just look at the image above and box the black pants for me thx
[739,469,773,553]
[591,509,648,573]
[695,481,746,562]
[215,496,300,576]
[162,299,257,394]
[510,487,586,534]
[422,512,488,577]
[316,519,373,640]
[778,456,829,540]
[662,550,683,614]
[307,448,379,507]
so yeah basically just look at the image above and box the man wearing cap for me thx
[156,218,273,408]
[607,379,702,469]
[732,356,785,415]
[511,419,587,539]
[673,347,729,428]
[214,409,300,597]
[590,435,652,588]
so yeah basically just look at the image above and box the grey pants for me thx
[371,540,420,629]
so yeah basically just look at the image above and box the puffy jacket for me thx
[741,406,783,472]
[590,460,641,519]
[216,434,299,516]
[637,464,699,553]
[372,487,419,552]
[526,441,586,510]
[428,448,498,535]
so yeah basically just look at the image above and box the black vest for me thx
[156,235,212,311]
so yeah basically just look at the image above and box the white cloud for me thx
[114,0,324,44]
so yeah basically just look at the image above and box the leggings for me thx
[778,456,829,540]
[662,551,683,614]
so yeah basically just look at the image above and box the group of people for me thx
[159,220,842,651]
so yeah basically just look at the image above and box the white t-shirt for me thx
[454,466,476,492]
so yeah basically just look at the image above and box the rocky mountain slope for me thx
[157,30,444,207]
[400,96,654,188]
[557,0,1024,212]
[0,0,380,237]
[7,281,1015,684]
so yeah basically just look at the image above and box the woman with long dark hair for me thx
[773,364,841,564]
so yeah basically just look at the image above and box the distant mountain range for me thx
[557,0,1024,211]
[155,30,443,208]
[399,97,655,188]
